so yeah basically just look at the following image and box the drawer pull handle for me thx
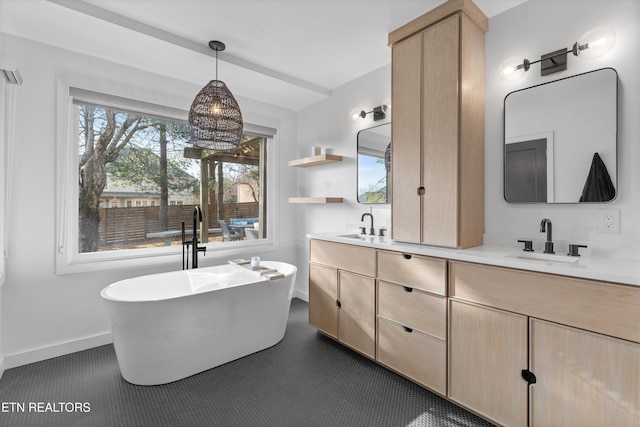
[336,300,341,309]
[402,254,412,260]
[417,186,425,196]
[403,286,413,293]
[403,326,413,333]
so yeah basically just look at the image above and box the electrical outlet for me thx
[597,209,620,233]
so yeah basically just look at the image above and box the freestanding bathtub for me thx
[100,261,297,386]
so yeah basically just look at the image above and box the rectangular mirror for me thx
[357,123,391,204]
[504,68,617,203]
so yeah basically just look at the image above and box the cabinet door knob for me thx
[336,300,341,309]
[521,369,537,385]
[402,326,413,333]
[403,286,413,293]
[417,186,425,196]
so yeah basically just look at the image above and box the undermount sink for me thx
[505,252,579,264]
[337,233,366,240]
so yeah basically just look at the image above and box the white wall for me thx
[294,64,392,299]
[0,34,299,367]
[485,0,640,257]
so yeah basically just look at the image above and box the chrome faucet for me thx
[540,218,554,254]
[361,213,375,236]
[192,206,207,268]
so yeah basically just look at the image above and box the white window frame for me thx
[55,80,278,275]
[0,81,9,287]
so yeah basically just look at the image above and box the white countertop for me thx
[307,232,640,286]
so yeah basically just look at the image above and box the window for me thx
[56,86,276,273]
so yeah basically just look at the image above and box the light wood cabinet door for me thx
[338,271,376,359]
[308,263,338,339]
[422,15,459,248]
[530,319,640,427]
[391,32,422,243]
[449,300,529,427]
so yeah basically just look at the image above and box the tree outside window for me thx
[76,101,267,253]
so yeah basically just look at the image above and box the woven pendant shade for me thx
[188,79,243,150]
[188,40,243,151]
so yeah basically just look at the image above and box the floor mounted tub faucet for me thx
[192,206,207,268]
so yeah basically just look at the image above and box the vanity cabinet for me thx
[308,240,376,358]
[448,261,640,427]
[449,299,528,427]
[376,251,448,395]
[389,1,486,248]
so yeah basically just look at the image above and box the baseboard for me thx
[4,332,112,370]
[293,289,308,302]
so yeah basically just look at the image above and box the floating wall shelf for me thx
[288,154,343,168]
[288,197,344,204]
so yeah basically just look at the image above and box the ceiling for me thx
[0,0,527,111]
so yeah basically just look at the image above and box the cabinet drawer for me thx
[377,250,446,295]
[449,261,640,343]
[378,280,446,340]
[310,239,375,277]
[377,317,446,395]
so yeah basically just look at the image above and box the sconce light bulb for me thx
[351,110,366,120]
[382,97,391,112]
[499,56,528,82]
[349,107,367,121]
[573,27,615,59]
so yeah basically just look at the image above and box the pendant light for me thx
[188,41,243,151]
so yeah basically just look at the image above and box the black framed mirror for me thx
[504,68,617,203]
[357,123,391,204]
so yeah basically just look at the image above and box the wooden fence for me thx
[98,203,259,246]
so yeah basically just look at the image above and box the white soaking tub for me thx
[100,261,297,385]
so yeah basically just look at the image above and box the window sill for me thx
[55,239,278,276]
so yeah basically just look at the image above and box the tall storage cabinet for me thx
[389,0,487,248]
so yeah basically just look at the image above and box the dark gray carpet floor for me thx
[0,298,494,427]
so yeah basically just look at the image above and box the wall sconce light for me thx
[499,27,615,82]
[351,104,388,121]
